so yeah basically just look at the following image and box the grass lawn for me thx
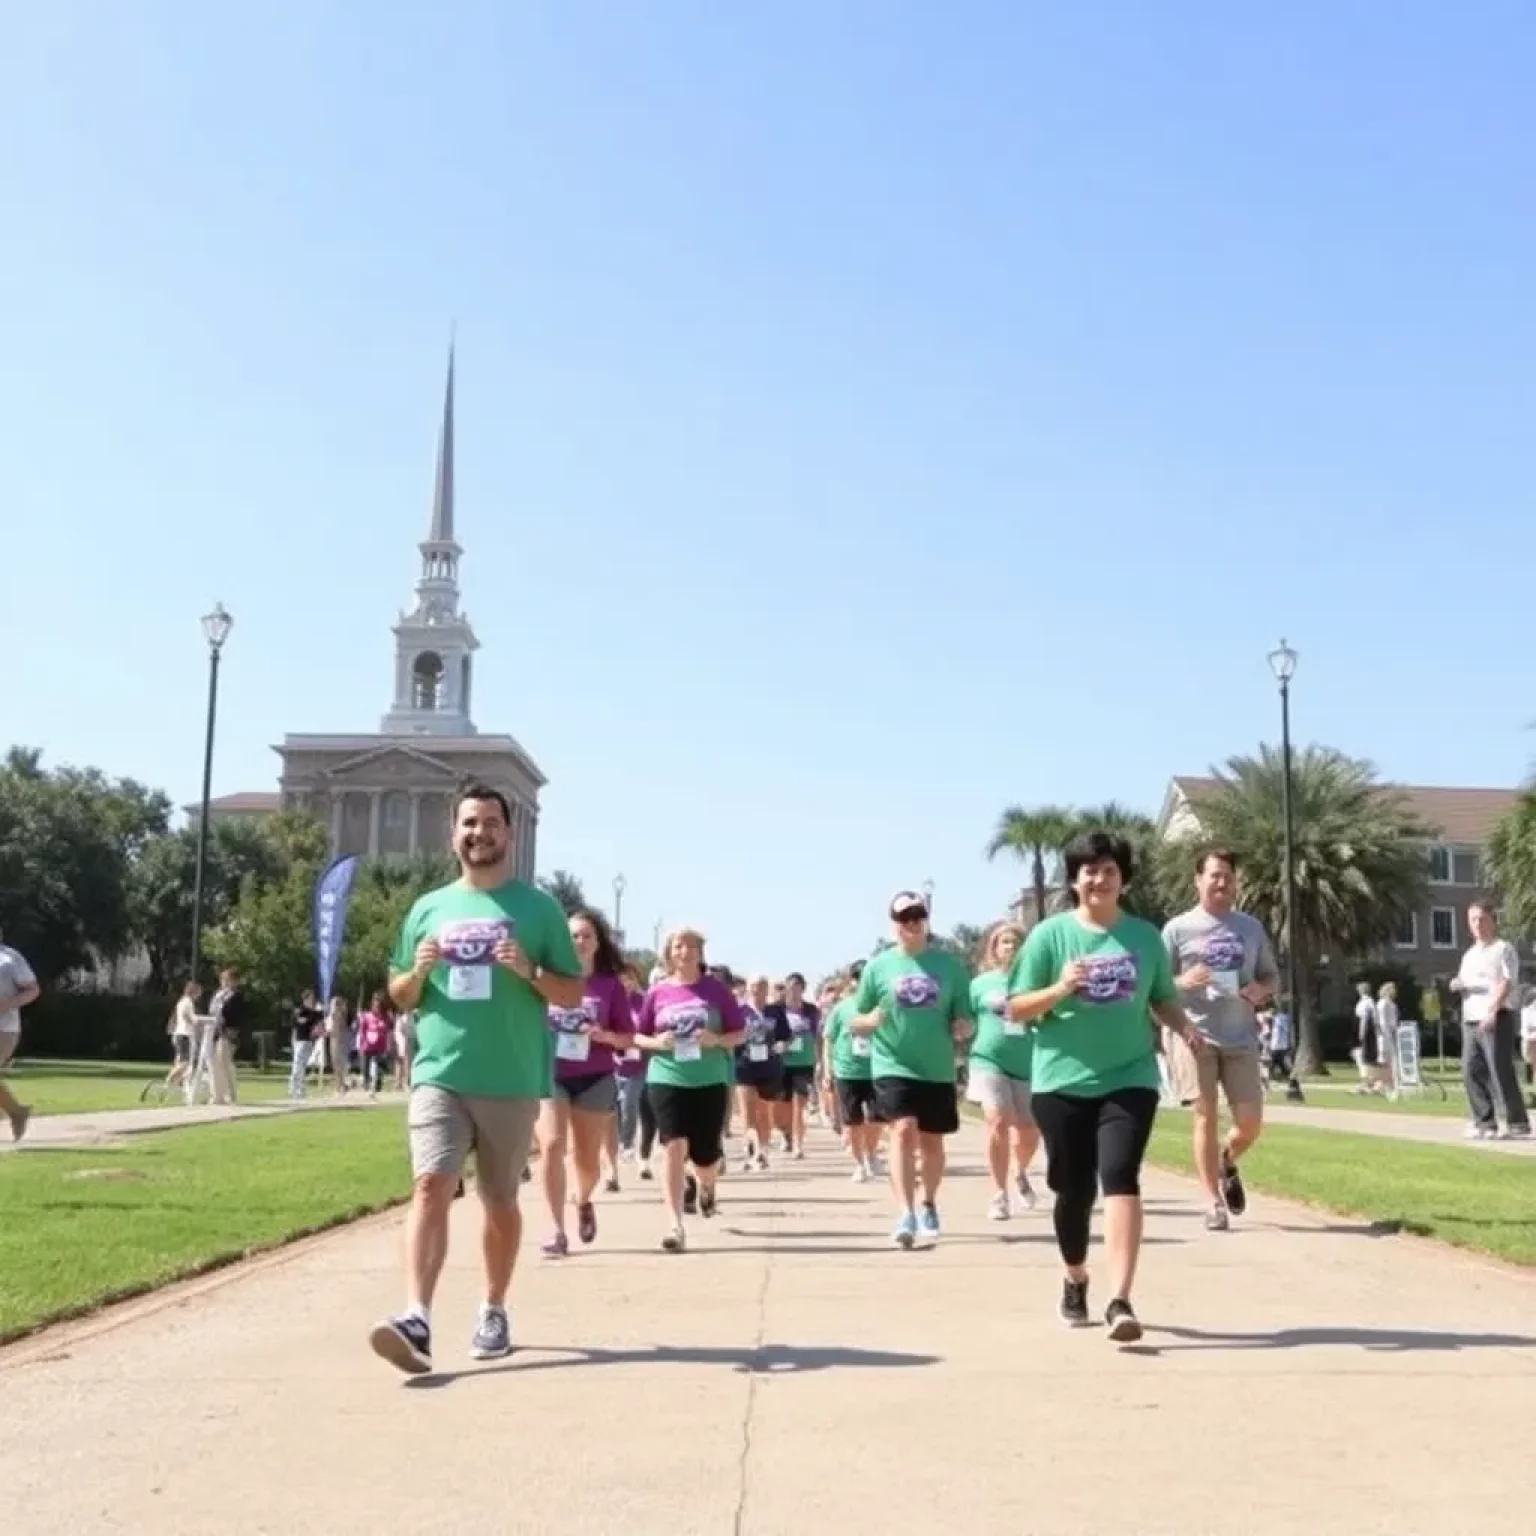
[1287,1079,1470,1119]
[1145,1112,1536,1267]
[6,1059,304,1116]
[0,1108,410,1344]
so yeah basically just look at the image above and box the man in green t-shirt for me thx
[368,784,582,1377]
[850,891,973,1249]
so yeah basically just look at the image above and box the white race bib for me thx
[674,1038,701,1063]
[447,965,493,1002]
[556,1031,591,1063]
[748,1043,769,1062]
[1209,971,1241,998]
[851,1035,872,1057]
[1004,1020,1026,1037]
[623,1048,641,1063]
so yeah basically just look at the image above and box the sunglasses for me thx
[893,909,927,924]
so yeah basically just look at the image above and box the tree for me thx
[537,869,587,915]
[623,947,658,982]
[1485,786,1536,940]
[986,805,1075,924]
[931,922,988,964]
[1161,745,1432,1074]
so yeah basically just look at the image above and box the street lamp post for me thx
[1267,638,1305,1103]
[613,872,627,944]
[189,604,234,987]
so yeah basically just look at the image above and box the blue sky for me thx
[6,2,1534,976]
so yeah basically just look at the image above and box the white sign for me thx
[1394,1021,1422,1088]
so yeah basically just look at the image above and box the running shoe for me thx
[755,1153,769,1172]
[577,1201,598,1245]
[683,1175,698,1215]
[661,1225,687,1254]
[1506,1125,1532,1139]
[1016,1171,1037,1210]
[470,1306,513,1360]
[741,1156,756,1174]
[1205,1203,1229,1232]
[9,1106,31,1144]
[639,1162,654,1180]
[987,1192,1011,1222]
[698,1183,718,1219]
[919,1202,941,1241]
[369,1314,433,1375]
[1218,1149,1247,1216]
[892,1212,918,1249]
[1105,1298,1142,1343]
[1058,1277,1089,1328]
[541,1231,569,1259]
[604,1174,621,1194]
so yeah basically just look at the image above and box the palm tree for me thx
[537,869,588,916]
[1485,785,1536,939]
[986,806,1075,924]
[1164,745,1432,1073]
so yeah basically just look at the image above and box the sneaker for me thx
[755,1153,769,1172]
[1205,1203,1229,1232]
[1219,1149,1247,1217]
[793,1145,805,1161]
[604,1174,621,1194]
[1058,1277,1090,1328]
[369,1314,433,1375]
[1464,1125,1495,1141]
[741,1156,756,1174]
[639,1162,654,1180]
[892,1213,918,1249]
[1105,1297,1142,1343]
[469,1306,512,1360]
[919,1202,941,1241]
[683,1176,699,1216]
[577,1202,598,1245]
[987,1192,1011,1222]
[541,1231,569,1259]
[9,1106,31,1144]
[853,1164,871,1184]
[1016,1171,1037,1211]
[661,1224,687,1254]
[698,1183,718,1219]
[1505,1125,1532,1139]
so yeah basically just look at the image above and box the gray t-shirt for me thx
[1161,907,1278,1051]
[0,945,38,1035]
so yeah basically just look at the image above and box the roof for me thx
[183,792,283,816]
[1166,776,1520,846]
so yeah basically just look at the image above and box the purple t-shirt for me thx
[636,974,744,1088]
[548,972,632,1081]
[616,991,646,1079]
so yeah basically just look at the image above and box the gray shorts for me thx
[966,1067,1034,1125]
[0,1032,17,1070]
[551,1070,618,1114]
[407,1085,539,1204]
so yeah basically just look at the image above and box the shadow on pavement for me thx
[407,1341,941,1388]
[1145,1324,1536,1353]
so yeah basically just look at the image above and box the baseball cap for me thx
[889,890,929,922]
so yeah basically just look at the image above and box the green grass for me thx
[0,1108,410,1343]
[1286,1080,1470,1119]
[1146,1112,1536,1267]
[5,1059,304,1116]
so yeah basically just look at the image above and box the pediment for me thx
[325,745,462,784]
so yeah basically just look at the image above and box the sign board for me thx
[1395,1021,1422,1088]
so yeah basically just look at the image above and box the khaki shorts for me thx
[1195,1045,1265,1110]
[408,1085,538,1204]
[0,1032,17,1069]
[966,1067,1035,1125]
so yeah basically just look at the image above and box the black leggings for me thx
[1031,1087,1159,1267]
[639,1086,658,1160]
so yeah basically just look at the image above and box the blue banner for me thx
[313,855,361,1005]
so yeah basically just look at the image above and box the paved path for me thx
[3,1123,1532,1535]
[1262,1102,1536,1155]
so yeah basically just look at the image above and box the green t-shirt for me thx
[1006,911,1172,1097]
[968,968,1033,1081]
[852,946,972,1084]
[781,1005,819,1069]
[823,997,874,1082]
[391,879,582,1099]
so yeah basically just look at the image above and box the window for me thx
[1393,912,1418,949]
[1427,846,1452,884]
[1430,907,1457,949]
[1452,851,1481,886]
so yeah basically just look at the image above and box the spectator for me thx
[208,967,247,1105]
[1451,903,1531,1139]
[357,992,394,1096]
[289,988,324,1099]
[0,929,40,1141]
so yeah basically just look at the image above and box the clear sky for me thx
[6,2,1534,977]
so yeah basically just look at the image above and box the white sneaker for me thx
[987,1192,1011,1221]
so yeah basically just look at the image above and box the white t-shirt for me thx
[1354,996,1377,1039]
[1457,939,1520,1024]
[0,945,38,1035]
[172,996,198,1039]
[1519,1000,1536,1044]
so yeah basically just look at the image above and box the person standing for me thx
[0,931,39,1141]
[207,967,247,1105]
[357,993,394,1096]
[162,980,201,1098]
[289,988,324,1100]
[1451,903,1531,1139]
[967,922,1040,1218]
[369,784,584,1375]
[1374,983,1401,1097]
[1350,982,1378,1092]
[1007,831,1204,1342]
[1162,850,1278,1231]
[325,995,352,1094]
[849,891,973,1249]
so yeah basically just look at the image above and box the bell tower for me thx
[381,345,480,737]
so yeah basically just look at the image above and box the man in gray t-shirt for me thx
[1161,850,1278,1232]
[0,934,40,1142]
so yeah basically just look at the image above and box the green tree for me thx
[986,805,1075,924]
[623,947,658,982]
[1161,745,1432,1073]
[1485,785,1536,940]
[537,869,587,915]
[338,853,456,1002]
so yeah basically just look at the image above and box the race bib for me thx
[674,1038,702,1063]
[623,1048,641,1063]
[851,1036,872,1058]
[1209,971,1241,998]
[439,919,508,1004]
[748,1043,769,1062]
[556,1031,591,1063]
[447,965,493,1002]
[1004,1020,1026,1037]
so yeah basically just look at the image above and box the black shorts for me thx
[172,1035,193,1065]
[778,1066,816,1102]
[734,1063,784,1096]
[872,1076,959,1136]
[1031,1086,1159,1199]
[646,1082,729,1168]
[836,1077,879,1126]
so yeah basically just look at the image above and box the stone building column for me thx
[368,792,382,858]
[329,794,343,856]
[408,791,422,856]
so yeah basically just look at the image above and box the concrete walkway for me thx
[1262,1102,1536,1155]
[3,1122,1532,1536]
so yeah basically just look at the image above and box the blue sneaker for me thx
[919,1202,941,1241]
[892,1212,918,1249]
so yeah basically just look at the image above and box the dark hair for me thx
[785,971,806,987]
[848,959,866,982]
[1063,830,1134,904]
[707,963,735,985]
[453,781,511,826]
[569,906,625,977]
[1196,847,1238,875]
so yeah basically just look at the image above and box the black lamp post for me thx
[189,603,234,987]
[613,872,627,944]
[922,878,935,918]
[1267,638,1305,1102]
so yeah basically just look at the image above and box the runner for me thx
[824,961,880,1181]
[537,907,634,1257]
[967,921,1040,1218]
[1161,849,1278,1231]
[161,980,201,1099]
[1007,830,1205,1342]
[849,892,973,1248]
[368,783,583,1375]
[633,928,746,1252]
[0,931,39,1142]
[735,973,789,1169]
[614,967,648,1168]
[777,972,820,1158]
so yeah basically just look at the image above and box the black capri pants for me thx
[1030,1086,1159,1267]
[647,1082,730,1169]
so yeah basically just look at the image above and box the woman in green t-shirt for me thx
[1007,830,1204,1344]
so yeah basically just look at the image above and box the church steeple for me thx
[381,345,480,738]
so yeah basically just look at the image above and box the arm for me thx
[1242,926,1279,1007]
[947,959,974,1041]
[1148,936,1202,1050]
[499,904,584,1009]
[630,988,672,1052]
[592,981,634,1050]
[388,906,436,1011]
[709,982,748,1050]
[847,969,883,1034]
[1488,946,1517,1015]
